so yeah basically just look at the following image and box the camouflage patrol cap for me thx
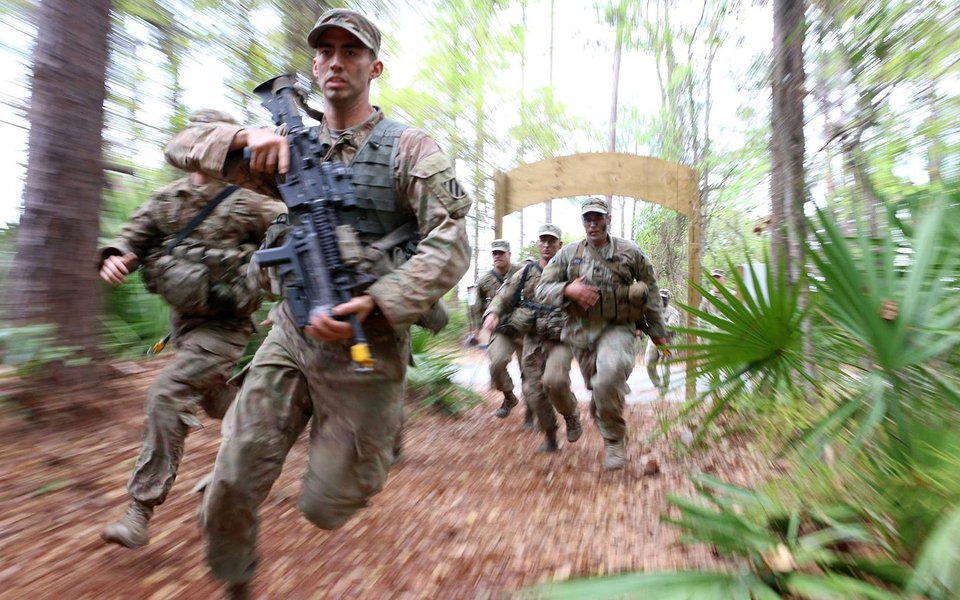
[490,239,510,253]
[581,197,609,215]
[537,223,561,239]
[710,268,725,278]
[307,8,381,57]
[187,108,238,126]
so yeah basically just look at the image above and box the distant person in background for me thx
[482,224,582,453]
[98,109,286,550]
[699,268,728,320]
[472,240,530,424]
[536,198,668,471]
[645,288,681,398]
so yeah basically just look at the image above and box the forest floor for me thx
[0,353,769,599]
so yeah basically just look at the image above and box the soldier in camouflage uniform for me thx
[98,109,287,550]
[699,267,727,319]
[536,198,668,470]
[471,240,529,423]
[164,9,470,597]
[482,224,582,453]
[645,288,681,397]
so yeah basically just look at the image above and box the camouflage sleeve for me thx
[470,275,491,326]
[667,307,683,328]
[633,248,667,339]
[245,193,288,237]
[364,129,471,328]
[535,246,573,307]
[486,269,523,318]
[97,196,163,268]
[164,124,281,198]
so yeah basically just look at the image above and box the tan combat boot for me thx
[537,430,560,453]
[603,439,626,471]
[101,501,153,548]
[564,413,583,443]
[494,391,518,418]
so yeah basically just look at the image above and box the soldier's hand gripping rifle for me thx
[250,74,375,372]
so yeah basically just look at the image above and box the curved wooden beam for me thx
[494,153,698,219]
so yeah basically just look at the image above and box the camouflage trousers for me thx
[572,324,637,444]
[487,330,524,394]
[645,338,670,392]
[201,304,405,585]
[127,318,253,507]
[521,336,578,434]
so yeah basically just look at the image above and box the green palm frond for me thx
[905,505,960,599]
[533,571,780,600]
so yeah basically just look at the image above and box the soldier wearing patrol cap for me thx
[536,198,668,470]
[483,224,582,453]
[645,288,681,397]
[165,7,471,597]
[699,267,727,319]
[99,109,287,551]
[471,239,528,423]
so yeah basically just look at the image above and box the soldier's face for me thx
[537,235,561,262]
[492,250,509,270]
[582,212,610,244]
[312,28,383,107]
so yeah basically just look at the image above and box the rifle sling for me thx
[165,185,238,255]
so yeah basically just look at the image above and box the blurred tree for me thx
[626,0,755,296]
[598,0,640,237]
[809,0,960,222]
[769,0,805,284]
[383,0,516,281]
[6,0,113,388]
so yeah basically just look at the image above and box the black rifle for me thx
[250,74,374,372]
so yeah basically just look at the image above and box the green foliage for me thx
[0,324,86,378]
[407,326,480,416]
[670,254,809,443]
[539,184,960,597]
[806,195,960,462]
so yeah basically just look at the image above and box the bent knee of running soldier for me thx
[299,394,401,530]
[145,371,200,428]
[298,447,392,530]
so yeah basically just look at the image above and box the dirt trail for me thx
[0,358,766,599]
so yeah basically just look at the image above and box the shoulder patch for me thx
[442,178,466,199]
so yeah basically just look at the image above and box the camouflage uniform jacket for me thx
[486,261,537,319]
[98,177,286,329]
[472,263,520,327]
[536,235,666,348]
[164,108,471,345]
[662,304,682,341]
[699,289,725,318]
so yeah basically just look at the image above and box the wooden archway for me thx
[493,152,701,399]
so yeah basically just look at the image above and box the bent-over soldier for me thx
[99,109,286,549]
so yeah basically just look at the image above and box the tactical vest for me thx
[568,238,649,323]
[336,118,418,256]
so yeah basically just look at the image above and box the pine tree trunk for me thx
[6,0,112,388]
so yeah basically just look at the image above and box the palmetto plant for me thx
[407,326,480,415]
[535,189,960,598]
